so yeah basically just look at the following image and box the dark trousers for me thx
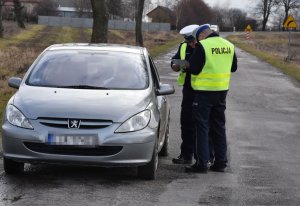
[193,91,228,169]
[180,87,195,160]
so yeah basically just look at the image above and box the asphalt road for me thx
[0,44,300,205]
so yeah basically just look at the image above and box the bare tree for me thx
[212,7,256,31]
[293,4,300,18]
[174,0,213,30]
[276,0,300,25]
[230,9,248,31]
[255,0,277,31]
[73,0,92,18]
[122,0,136,20]
[73,0,123,19]
[36,0,58,16]
[173,0,184,30]
[212,7,226,30]
[271,10,286,30]
[90,0,108,43]
[13,0,25,28]
[0,0,5,38]
[107,0,122,19]
[135,0,145,46]
[164,0,176,7]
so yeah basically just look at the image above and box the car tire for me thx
[159,116,169,157]
[137,141,158,180]
[3,157,24,174]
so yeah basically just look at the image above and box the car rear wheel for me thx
[159,117,169,157]
[137,142,158,180]
[3,157,24,174]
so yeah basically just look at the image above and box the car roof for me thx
[46,43,145,54]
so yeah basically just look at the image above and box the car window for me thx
[26,50,149,90]
[148,56,160,89]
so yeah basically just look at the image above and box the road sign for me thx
[244,25,252,40]
[283,15,298,29]
[245,25,253,32]
[283,15,298,61]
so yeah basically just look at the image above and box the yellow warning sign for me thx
[245,25,253,32]
[283,15,298,28]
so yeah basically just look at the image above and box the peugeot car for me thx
[2,43,174,180]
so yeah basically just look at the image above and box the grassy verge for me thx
[46,27,87,45]
[227,34,300,82]
[149,37,182,58]
[0,25,45,48]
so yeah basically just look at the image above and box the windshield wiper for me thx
[58,85,110,90]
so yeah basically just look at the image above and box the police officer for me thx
[171,25,198,164]
[185,24,237,173]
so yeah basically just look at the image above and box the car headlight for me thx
[115,110,151,133]
[6,105,34,129]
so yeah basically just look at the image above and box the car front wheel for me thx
[137,141,158,180]
[3,157,24,174]
[159,117,169,157]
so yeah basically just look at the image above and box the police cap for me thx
[179,24,199,43]
[192,24,210,38]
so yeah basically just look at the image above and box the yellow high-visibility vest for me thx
[177,43,187,86]
[191,37,234,91]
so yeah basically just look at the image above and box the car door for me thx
[148,56,168,148]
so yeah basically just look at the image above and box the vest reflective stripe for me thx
[191,37,234,91]
[177,43,187,86]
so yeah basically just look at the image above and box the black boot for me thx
[172,155,192,164]
[185,164,208,173]
[209,163,226,172]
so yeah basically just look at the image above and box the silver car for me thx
[2,43,174,180]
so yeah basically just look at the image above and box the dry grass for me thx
[86,29,180,50]
[229,32,300,61]
[2,21,25,38]
[247,32,299,61]
[227,32,300,82]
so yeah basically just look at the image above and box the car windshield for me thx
[26,49,148,90]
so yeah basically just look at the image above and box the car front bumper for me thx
[2,121,157,167]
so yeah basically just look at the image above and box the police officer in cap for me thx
[171,25,198,164]
[185,24,237,173]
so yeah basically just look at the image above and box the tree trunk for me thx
[283,5,289,31]
[135,0,145,46]
[90,0,108,43]
[13,0,25,28]
[262,19,267,31]
[0,1,4,38]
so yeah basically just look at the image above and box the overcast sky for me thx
[153,0,257,12]
[203,0,255,11]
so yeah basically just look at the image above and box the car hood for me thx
[13,86,152,122]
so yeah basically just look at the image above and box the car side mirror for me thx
[8,77,22,89]
[156,83,175,96]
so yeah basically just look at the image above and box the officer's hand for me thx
[184,61,190,68]
[171,64,180,72]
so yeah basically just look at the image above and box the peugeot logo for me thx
[68,119,81,129]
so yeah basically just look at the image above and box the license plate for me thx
[47,134,97,146]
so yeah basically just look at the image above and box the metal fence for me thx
[38,16,170,32]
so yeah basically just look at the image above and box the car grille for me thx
[24,142,123,156]
[38,117,113,129]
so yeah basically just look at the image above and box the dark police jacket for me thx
[171,42,195,90]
